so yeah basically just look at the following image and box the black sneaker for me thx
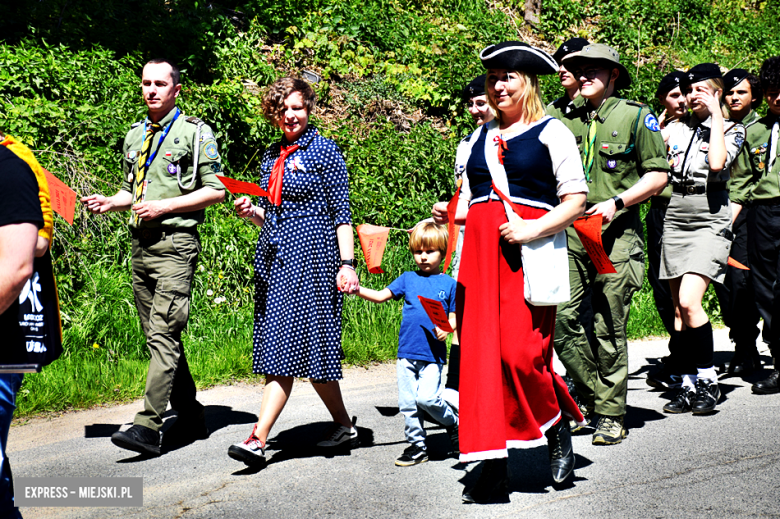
[663,387,695,413]
[691,379,721,414]
[316,417,358,448]
[446,423,459,456]
[111,425,161,457]
[162,408,209,446]
[395,444,428,467]
[752,370,780,394]
[647,364,683,389]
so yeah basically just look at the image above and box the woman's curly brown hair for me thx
[261,77,316,126]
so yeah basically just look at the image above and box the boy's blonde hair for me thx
[409,221,449,255]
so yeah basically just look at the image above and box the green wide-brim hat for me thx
[562,43,632,90]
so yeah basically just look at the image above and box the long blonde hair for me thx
[486,70,545,125]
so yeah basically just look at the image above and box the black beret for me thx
[479,41,558,76]
[552,38,590,65]
[656,71,686,98]
[724,69,750,92]
[462,74,487,100]
[681,63,722,88]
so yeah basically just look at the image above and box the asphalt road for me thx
[9,328,780,519]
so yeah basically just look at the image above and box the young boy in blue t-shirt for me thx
[357,221,458,466]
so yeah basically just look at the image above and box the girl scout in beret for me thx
[660,64,746,415]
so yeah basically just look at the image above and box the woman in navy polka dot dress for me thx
[228,78,360,467]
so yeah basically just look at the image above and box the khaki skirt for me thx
[660,189,732,283]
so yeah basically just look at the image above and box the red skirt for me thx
[457,199,584,462]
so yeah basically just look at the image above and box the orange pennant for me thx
[442,181,461,275]
[572,215,617,274]
[43,168,77,225]
[356,224,390,274]
[216,175,270,197]
[727,257,749,270]
[417,296,454,333]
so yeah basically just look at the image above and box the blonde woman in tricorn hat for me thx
[433,41,588,503]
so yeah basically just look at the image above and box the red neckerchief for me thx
[268,144,300,206]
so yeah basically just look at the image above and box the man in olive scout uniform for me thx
[736,56,780,396]
[553,44,669,445]
[715,69,764,376]
[82,58,225,456]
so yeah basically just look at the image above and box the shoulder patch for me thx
[626,100,647,108]
[204,141,219,160]
[185,116,204,125]
[644,113,660,132]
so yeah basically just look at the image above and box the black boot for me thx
[727,343,761,375]
[545,420,575,484]
[752,369,780,395]
[462,458,510,504]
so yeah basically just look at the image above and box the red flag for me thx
[572,215,617,274]
[356,224,390,274]
[43,168,77,225]
[417,296,454,333]
[727,257,749,270]
[442,181,461,275]
[216,175,270,197]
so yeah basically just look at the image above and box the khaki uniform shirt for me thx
[120,107,225,229]
[665,114,745,187]
[545,94,586,121]
[561,96,670,205]
[729,110,778,204]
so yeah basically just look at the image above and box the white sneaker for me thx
[442,388,459,416]
[317,417,358,448]
[227,424,265,466]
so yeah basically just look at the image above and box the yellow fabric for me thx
[0,133,54,244]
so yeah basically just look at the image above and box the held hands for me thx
[431,202,449,225]
[586,199,617,224]
[336,267,359,294]
[234,196,255,218]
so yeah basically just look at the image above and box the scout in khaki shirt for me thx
[737,56,780,396]
[82,58,225,456]
[545,37,590,121]
[555,44,669,445]
[714,69,764,377]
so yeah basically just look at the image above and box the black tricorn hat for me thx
[656,70,686,98]
[479,41,558,75]
[724,69,750,92]
[553,38,590,65]
[561,43,632,90]
[462,74,487,100]
[681,63,723,88]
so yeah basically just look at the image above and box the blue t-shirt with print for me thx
[387,271,457,364]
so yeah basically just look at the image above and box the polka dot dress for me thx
[251,126,351,381]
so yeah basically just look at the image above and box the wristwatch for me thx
[611,195,625,211]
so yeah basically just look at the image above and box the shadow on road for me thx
[227,421,376,475]
[456,448,594,498]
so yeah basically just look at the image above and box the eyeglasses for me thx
[573,68,606,80]
[466,100,488,108]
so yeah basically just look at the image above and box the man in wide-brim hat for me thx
[553,43,670,446]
